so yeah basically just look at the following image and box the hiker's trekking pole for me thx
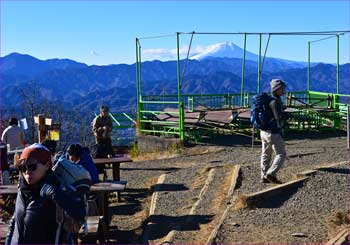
[55,206,64,245]
[252,127,255,149]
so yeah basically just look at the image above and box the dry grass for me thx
[130,145,225,162]
[233,194,248,210]
[331,210,350,226]
[192,167,211,189]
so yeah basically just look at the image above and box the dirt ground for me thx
[109,130,349,244]
[1,131,349,244]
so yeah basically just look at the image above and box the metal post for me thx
[176,32,184,142]
[308,41,311,104]
[138,44,142,101]
[307,41,311,92]
[136,39,140,132]
[241,33,247,106]
[179,102,185,142]
[347,105,350,150]
[136,39,139,104]
[176,32,181,103]
[336,34,339,94]
[257,33,262,93]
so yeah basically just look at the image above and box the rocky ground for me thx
[108,130,350,244]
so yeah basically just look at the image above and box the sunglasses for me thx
[18,159,45,172]
[18,163,38,172]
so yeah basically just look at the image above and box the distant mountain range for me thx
[1,43,349,116]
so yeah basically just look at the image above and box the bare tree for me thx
[17,80,41,143]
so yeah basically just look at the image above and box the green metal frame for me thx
[136,30,350,143]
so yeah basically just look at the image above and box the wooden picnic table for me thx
[7,148,24,155]
[0,185,18,195]
[0,181,126,222]
[93,155,132,181]
[89,181,126,229]
[0,181,126,242]
[0,182,126,196]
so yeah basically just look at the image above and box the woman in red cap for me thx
[5,143,86,244]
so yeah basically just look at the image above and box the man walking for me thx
[260,79,287,184]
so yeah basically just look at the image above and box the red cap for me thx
[20,143,51,164]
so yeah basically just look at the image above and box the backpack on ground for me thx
[52,156,92,243]
[250,93,275,130]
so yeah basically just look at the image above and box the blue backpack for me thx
[250,93,275,130]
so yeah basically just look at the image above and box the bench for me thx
[1,217,104,244]
[0,223,9,242]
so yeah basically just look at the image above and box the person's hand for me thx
[103,126,111,132]
[40,172,58,199]
[40,183,56,200]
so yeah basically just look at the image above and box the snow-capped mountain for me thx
[191,41,258,61]
[190,41,308,69]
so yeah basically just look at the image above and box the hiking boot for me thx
[260,177,269,183]
[265,175,282,184]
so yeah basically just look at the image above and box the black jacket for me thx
[266,95,286,134]
[5,170,86,244]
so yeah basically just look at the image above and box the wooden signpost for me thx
[34,114,60,143]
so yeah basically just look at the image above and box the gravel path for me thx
[172,165,235,244]
[215,163,350,244]
[108,133,349,243]
[146,166,205,244]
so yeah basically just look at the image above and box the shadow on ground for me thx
[199,130,346,147]
[250,184,302,209]
[144,214,214,241]
[202,134,256,147]
[284,130,347,140]
[120,167,181,172]
[108,226,143,244]
[318,167,350,175]
[287,151,325,159]
[151,183,189,192]
[109,187,150,217]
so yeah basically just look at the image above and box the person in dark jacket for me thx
[5,143,86,245]
[260,79,287,184]
[91,105,114,158]
[67,143,100,184]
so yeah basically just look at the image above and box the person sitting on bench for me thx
[67,144,100,184]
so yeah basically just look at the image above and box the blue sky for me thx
[1,0,349,65]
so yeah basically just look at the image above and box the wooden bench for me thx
[0,223,9,243]
[93,156,132,182]
[1,217,104,244]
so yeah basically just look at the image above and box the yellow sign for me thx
[48,130,60,141]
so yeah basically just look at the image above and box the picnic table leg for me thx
[97,192,109,242]
[112,162,120,181]
[112,163,121,202]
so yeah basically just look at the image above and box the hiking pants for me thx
[260,130,286,178]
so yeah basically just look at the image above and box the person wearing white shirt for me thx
[1,117,25,151]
